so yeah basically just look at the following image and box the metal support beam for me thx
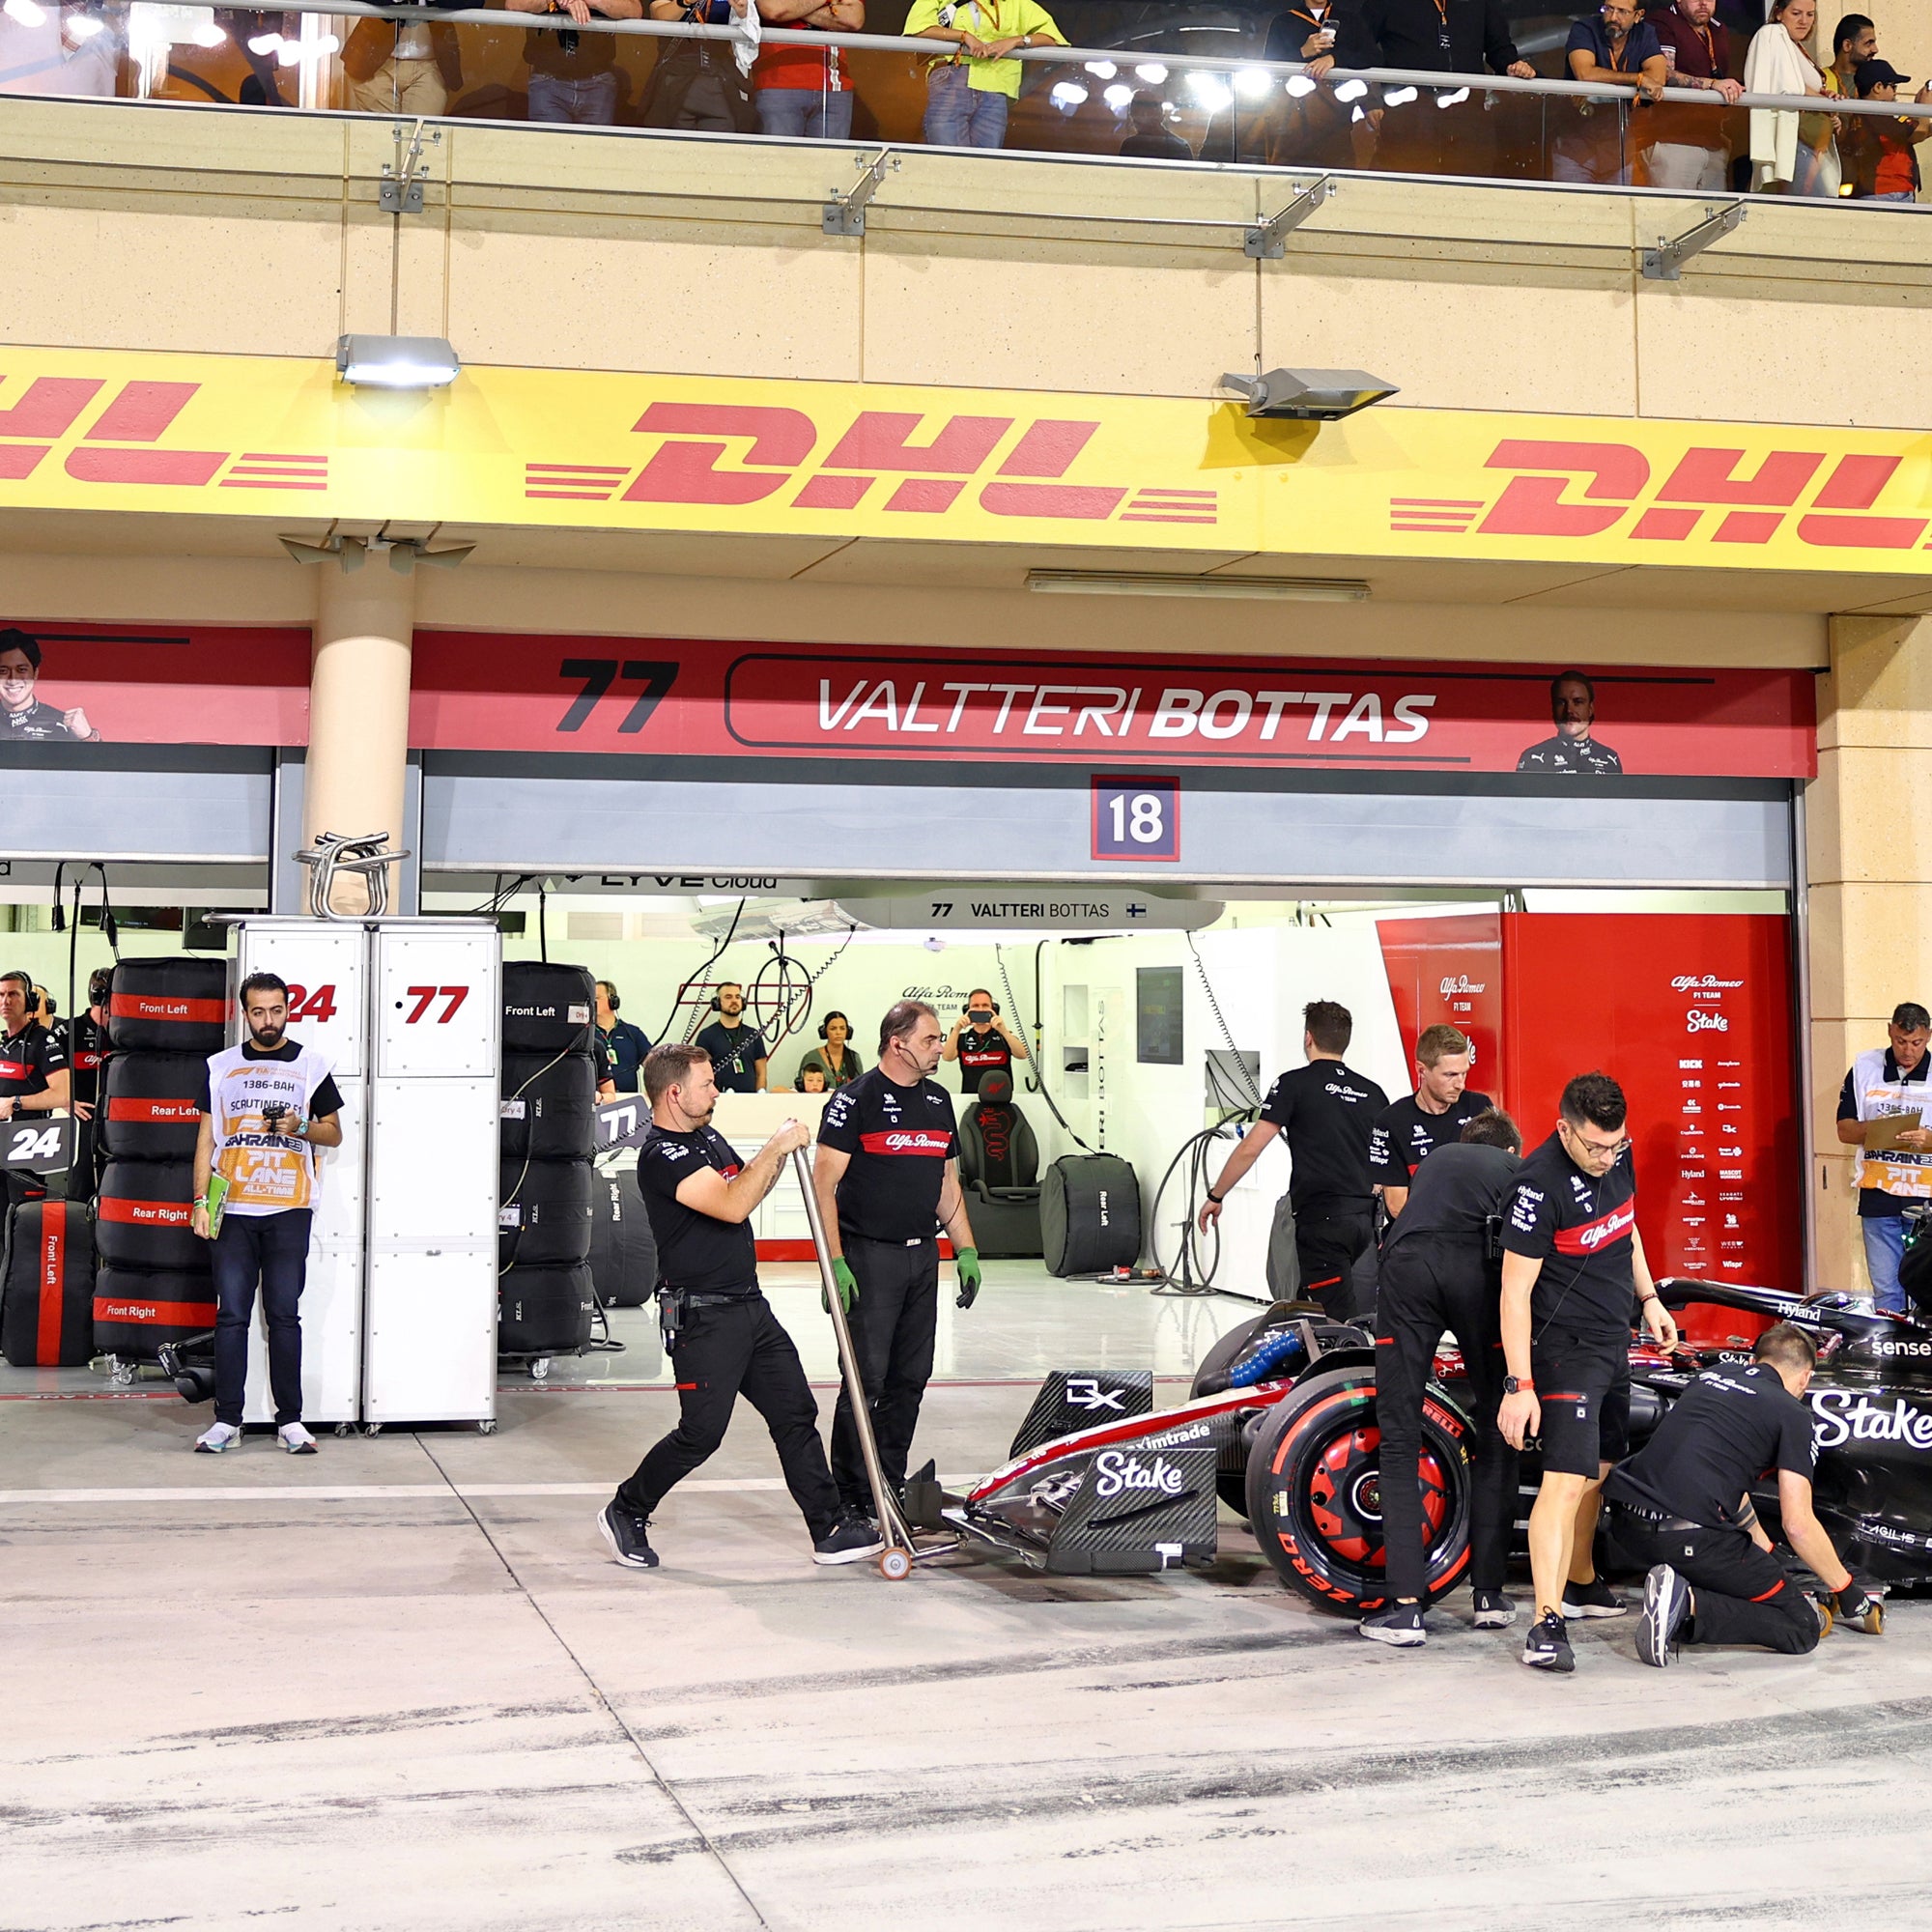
[1640,199,1747,280]
[822,149,899,236]
[1244,176,1335,259]
[379,118,438,214]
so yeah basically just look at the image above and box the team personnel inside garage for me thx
[1198,1001,1388,1320]
[814,1000,981,1519]
[599,1043,881,1571]
[1606,1321,1884,1665]
[0,966,71,1209]
[1834,999,1932,1314]
[1369,1023,1495,1220]
[943,990,1029,1096]
[695,981,768,1093]
[64,966,111,1206]
[595,980,652,1094]
[1360,1108,1524,1647]
[1499,1071,1677,1672]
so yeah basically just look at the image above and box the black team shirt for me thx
[1379,1142,1519,1258]
[953,1026,1011,1096]
[636,1123,757,1296]
[0,1019,67,1103]
[1605,1362,1815,1529]
[819,1065,958,1244]
[694,1019,765,1094]
[1503,1132,1639,1339]
[1370,1088,1496,1191]
[1259,1060,1390,1213]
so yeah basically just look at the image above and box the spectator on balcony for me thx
[1119,88,1191,157]
[0,0,122,97]
[1262,0,1352,167]
[1553,0,1667,185]
[1842,57,1931,197]
[1744,0,1841,194]
[642,0,758,130]
[342,6,465,116]
[1336,0,1537,176]
[504,0,640,125]
[906,0,1067,150]
[754,0,863,139]
[1645,0,1743,191]
[1827,13,1875,99]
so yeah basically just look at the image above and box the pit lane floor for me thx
[8,1364,1932,1932]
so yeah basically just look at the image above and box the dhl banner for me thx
[4,347,1932,572]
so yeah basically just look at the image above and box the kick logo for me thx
[1092,1450,1187,1500]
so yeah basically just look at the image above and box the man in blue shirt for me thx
[1554,0,1668,185]
[596,980,652,1095]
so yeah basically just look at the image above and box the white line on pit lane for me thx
[0,1477,983,1505]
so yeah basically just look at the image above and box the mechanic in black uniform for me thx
[1369,1022,1496,1221]
[942,988,1030,1097]
[598,1042,881,1571]
[1198,1000,1389,1321]
[693,981,767,1093]
[1607,1322,1884,1665]
[1515,671,1625,776]
[1359,1108,1524,1647]
[0,967,71,1210]
[1499,1071,1678,1672]
[0,630,100,742]
[63,967,111,1206]
[814,999,982,1517]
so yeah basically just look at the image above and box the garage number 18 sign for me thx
[1092,776,1180,863]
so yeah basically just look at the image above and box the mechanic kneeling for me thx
[1360,1107,1523,1647]
[1605,1321,1883,1665]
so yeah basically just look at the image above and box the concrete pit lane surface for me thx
[6,1381,1932,1930]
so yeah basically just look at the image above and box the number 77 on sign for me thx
[1091,776,1180,863]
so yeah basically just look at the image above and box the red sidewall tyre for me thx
[1246,1367,1472,1616]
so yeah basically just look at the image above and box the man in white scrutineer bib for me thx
[190,973,344,1455]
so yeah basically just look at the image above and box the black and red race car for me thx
[933,1276,1932,1609]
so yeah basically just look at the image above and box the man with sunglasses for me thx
[1499,1071,1677,1672]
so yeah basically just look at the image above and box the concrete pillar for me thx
[1806,612,1932,1292]
[302,559,416,916]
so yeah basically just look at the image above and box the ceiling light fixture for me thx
[1218,367,1401,420]
[1026,571,1368,602]
[334,333,462,391]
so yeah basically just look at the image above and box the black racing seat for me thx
[958,1066,1043,1260]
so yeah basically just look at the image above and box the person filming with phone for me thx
[943,988,1028,1096]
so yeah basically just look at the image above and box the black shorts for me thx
[1530,1326,1631,1478]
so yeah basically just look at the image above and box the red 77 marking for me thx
[404,985,469,1023]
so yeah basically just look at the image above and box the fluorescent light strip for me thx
[1027,571,1369,601]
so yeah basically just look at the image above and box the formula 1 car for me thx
[926,1276,1932,1611]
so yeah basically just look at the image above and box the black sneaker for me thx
[596,1501,659,1570]
[1636,1563,1690,1667]
[812,1510,887,1567]
[1561,1576,1627,1620]
[1357,1603,1426,1647]
[1521,1611,1576,1672]
[1472,1589,1517,1630]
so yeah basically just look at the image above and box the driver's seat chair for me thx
[957,1067,1043,1259]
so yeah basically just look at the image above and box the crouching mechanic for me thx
[1498,1071,1678,1672]
[1606,1321,1883,1664]
[813,1000,981,1520]
[598,1044,882,1571]
[1360,1108,1523,1647]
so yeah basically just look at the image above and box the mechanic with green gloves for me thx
[812,999,981,1520]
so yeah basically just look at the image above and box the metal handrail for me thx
[52,1,1932,122]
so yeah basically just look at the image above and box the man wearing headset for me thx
[595,980,652,1095]
[942,988,1029,1096]
[694,981,767,1094]
[1499,1070,1677,1673]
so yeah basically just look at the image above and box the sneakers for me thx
[1521,1610,1576,1672]
[596,1501,660,1570]
[1636,1564,1690,1667]
[194,1422,242,1454]
[277,1423,318,1456]
[1561,1575,1627,1620]
[1357,1603,1427,1647]
[1472,1589,1518,1630]
[812,1510,888,1567]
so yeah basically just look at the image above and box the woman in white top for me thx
[1744,0,1841,195]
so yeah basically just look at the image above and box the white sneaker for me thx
[278,1423,319,1455]
[195,1422,242,1454]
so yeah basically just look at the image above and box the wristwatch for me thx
[1503,1375,1534,1395]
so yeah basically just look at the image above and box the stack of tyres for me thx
[92,958,226,1359]
[497,962,597,1360]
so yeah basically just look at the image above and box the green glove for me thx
[955,1246,982,1311]
[822,1256,858,1316]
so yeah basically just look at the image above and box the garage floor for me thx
[7,1293,1932,1931]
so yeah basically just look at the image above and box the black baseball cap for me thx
[1856,58,1911,94]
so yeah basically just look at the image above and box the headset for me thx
[597,980,620,1013]
[709,982,742,1013]
[817,1009,849,1041]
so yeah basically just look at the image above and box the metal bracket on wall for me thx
[380,120,440,214]
[823,148,899,235]
[1641,200,1747,280]
[1244,176,1335,258]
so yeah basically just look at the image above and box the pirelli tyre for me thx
[501,962,599,1058]
[498,1157,594,1269]
[99,1053,207,1161]
[106,957,230,1055]
[498,1263,595,1357]
[96,1158,205,1271]
[588,1162,658,1308]
[92,1264,216,1359]
[1245,1365,1473,1617]
[1,1199,96,1367]
[499,1051,598,1163]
